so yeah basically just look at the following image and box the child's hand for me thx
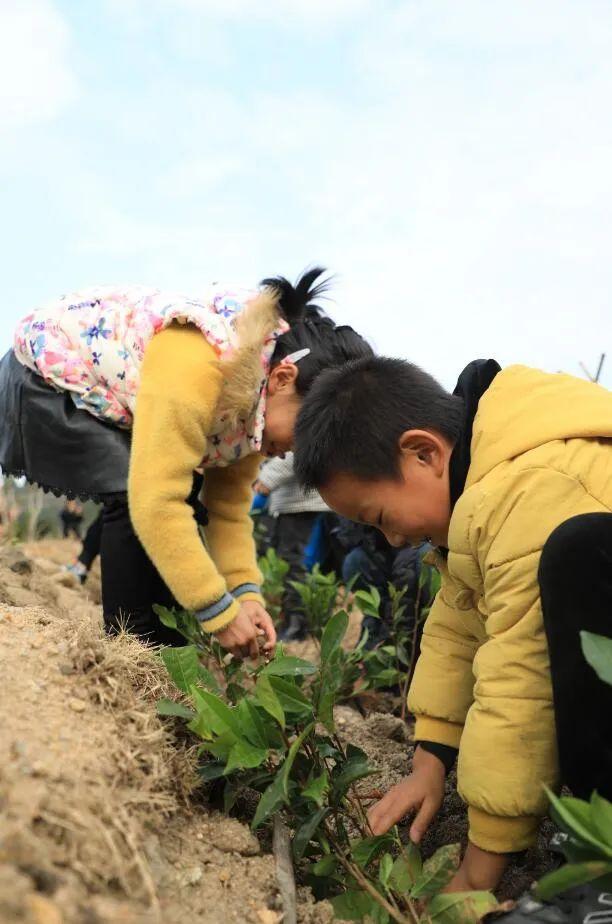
[239,599,276,654]
[215,601,276,660]
[443,842,509,893]
[367,746,446,842]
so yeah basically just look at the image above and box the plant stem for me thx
[324,825,415,924]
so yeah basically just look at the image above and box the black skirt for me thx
[0,350,131,501]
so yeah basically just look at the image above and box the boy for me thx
[293,356,612,906]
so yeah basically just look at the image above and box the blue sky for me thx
[1,0,611,387]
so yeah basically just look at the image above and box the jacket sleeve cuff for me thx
[414,716,464,749]
[195,593,240,633]
[231,582,263,601]
[416,741,458,774]
[468,806,540,853]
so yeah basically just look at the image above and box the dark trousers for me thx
[61,512,82,539]
[271,512,318,617]
[78,511,103,570]
[539,512,612,800]
[343,545,420,650]
[100,474,205,648]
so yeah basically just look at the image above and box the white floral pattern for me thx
[14,284,288,467]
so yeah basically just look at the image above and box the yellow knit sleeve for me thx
[128,323,239,632]
[203,453,265,605]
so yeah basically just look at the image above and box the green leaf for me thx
[161,645,200,693]
[351,834,394,869]
[261,656,317,677]
[591,793,612,848]
[190,686,242,739]
[379,853,394,890]
[224,739,268,774]
[546,788,612,858]
[235,699,267,749]
[426,891,499,923]
[200,731,235,761]
[302,770,329,807]
[312,854,337,877]
[320,609,349,664]
[390,843,423,892]
[251,773,287,830]
[153,604,177,629]
[280,724,314,797]
[224,780,239,813]
[251,724,314,830]
[268,676,313,717]
[254,675,286,729]
[355,588,381,619]
[331,891,389,923]
[156,697,196,720]
[581,631,612,686]
[411,843,462,899]
[331,745,377,801]
[198,761,226,781]
[292,807,329,861]
[197,664,221,694]
[314,737,341,760]
[535,862,612,901]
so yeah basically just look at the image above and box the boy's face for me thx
[319,430,453,549]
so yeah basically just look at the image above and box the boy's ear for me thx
[397,429,446,476]
[268,362,298,395]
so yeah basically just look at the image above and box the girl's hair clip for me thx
[281,348,311,366]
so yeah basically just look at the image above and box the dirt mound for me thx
[0,542,332,924]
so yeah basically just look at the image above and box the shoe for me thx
[63,562,87,585]
[62,561,87,584]
[498,884,612,923]
[278,613,307,642]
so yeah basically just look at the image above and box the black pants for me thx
[271,512,318,617]
[100,474,206,648]
[78,511,103,570]
[539,512,612,800]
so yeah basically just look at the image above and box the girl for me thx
[0,269,371,656]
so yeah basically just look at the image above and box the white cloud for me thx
[0,0,78,130]
[108,0,374,29]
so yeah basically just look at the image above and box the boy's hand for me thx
[367,746,446,842]
[443,842,509,893]
[215,600,276,659]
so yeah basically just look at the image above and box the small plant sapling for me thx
[156,604,498,923]
[259,548,290,622]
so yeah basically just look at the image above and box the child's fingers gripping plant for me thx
[535,631,612,901]
[155,604,500,923]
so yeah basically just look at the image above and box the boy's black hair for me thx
[262,267,373,396]
[294,355,465,488]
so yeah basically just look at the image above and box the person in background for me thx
[337,518,431,649]
[60,499,83,539]
[254,452,329,641]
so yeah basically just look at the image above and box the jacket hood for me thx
[466,364,612,488]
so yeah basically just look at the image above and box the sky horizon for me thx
[1,0,610,390]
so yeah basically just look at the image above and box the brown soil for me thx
[0,539,556,923]
[0,541,333,924]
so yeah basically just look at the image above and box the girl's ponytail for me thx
[261,267,332,325]
[263,266,373,396]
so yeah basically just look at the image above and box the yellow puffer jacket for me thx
[408,364,612,853]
